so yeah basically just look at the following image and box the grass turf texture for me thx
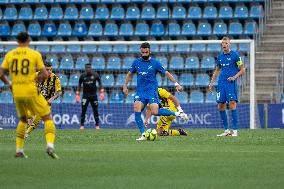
[0,129,283,189]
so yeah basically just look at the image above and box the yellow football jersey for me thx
[158,88,177,112]
[1,47,44,97]
[37,72,62,100]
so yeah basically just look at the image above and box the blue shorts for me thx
[134,89,160,105]
[216,81,238,103]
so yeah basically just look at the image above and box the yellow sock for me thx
[27,115,41,134]
[16,121,27,150]
[44,120,56,145]
[168,130,180,136]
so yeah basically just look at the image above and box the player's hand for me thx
[227,76,236,81]
[175,84,183,92]
[208,83,213,93]
[99,92,105,101]
[75,93,80,103]
[123,85,128,96]
[47,99,53,105]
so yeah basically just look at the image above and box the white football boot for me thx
[136,133,147,141]
[231,130,238,137]
[217,130,231,137]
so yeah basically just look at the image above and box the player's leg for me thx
[25,114,42,138]
[149,102,188,120]
[80,97,89,130]
[229,101,238,136]
[216,83,230,136]
[134,98,146,140]
[90,98,100,129]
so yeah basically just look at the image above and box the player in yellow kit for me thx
[25,61,62,138]
[144,88,188,136]
[0,32,59,159]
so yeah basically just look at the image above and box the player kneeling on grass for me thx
[25,61,62,138]
[144,88,188,136]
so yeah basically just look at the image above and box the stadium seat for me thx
[188,6,202,19]
[85,0,100,2]
[207,43,220,52]
[57,22,72,36]
[168,22,180,36]
[42,22,57,37]
[88,22,103,37]
[169,56,184,70]
[19,6,33,20]
[159,44,174,53]
[141,6,155,20]
[125,6,140,20]
[203,6,218,19]
[50,45,65,53]
[0,8,2,19]
[34,5,48,20]
[11,22,26,36]
[36,45,50,53]
[119,22,134,36]
[175,44,190,53]
[60,55,74,70]
[79,5,94,20]
[155,56,168,69]
[49,6,63,20]
[57,74,68,87]
[250,5,264,18]
[106,56,121,70]
[201,56,215,70]
[113,44,128,53]
[0,91,13,103]
[26,0,39,2]
[122,56,135,70]
[195,73,210,87]
[156,5,170,19]
[97,44,112,53]
[172,5,186,20]
[150,44,160,53]
[69,0,84,3]
[125,92,135,103]
[82,44,97,53]
[244,21,258,35]
[197,22,212,36]
[151,22,165,36]
[10,0,24,3]
[234,5,248,19]
[219,6,233,19]
[135,22,149,36]
[205,91,216,103]
[239,43,249,52]
[156,73,163,86]
[75,56,89,70]
[179,73,194,87]
[181,22,196,36]
[175,92,188,103]
[185,56,199,70]
[229,22,243,36]
[4,45,17,53]
[73,22,87,37]
[130,75,137,87]
[66,45,81,53]
[213,22,227,36]
[116,74,126,87]
[64,5,79,20]
[40,0,55,3]
[101,74,115,87]
[3,6,17,20]
[109,91,124,103]
[110,5,125,20]
[191,44,206,52]
[95,5,109,20]
[189,91,204,103]
[62,91,76,103]
[46,55,59,68]
[68,74,80,87]
[92,56,106,70]
[28,22,41,37]
[104,22,118,36]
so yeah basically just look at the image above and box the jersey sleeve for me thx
[155,60,166,75]
[234,52,243,67]
[158,88,171,99]
[95,72,102,86]
[36,52,45,70]
[55,76,62,92]
[129,59,137,73]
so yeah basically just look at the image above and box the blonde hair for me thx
[222,36,230,41]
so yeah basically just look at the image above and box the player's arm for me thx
[123,71,134,96]
[47,77,62,105]
[144,105,151,128]
[96,73,105,101]
[227,64,245,81]
[0,68,11,87]
[209,67,220,92]
[165,71,183,92]
[168,94,185,114]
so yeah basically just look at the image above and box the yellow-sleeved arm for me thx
[158,88,171,99]
[55,76,62,92]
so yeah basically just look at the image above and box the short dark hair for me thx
[16,32,30,43]
[85,63,91,67]
[44,61,52,67]
[140,42,150,49]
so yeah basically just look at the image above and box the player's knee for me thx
[229,101,237,110]
[151,109,159,115]
[218,103,226,111]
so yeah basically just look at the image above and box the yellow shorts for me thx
[156,115,176,131]
[14,94,50,119]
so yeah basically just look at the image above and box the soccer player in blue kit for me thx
[209,37,245,137]
[123,42,189,141]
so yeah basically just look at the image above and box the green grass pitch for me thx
[0,129,283,189]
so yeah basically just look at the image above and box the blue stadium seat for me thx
[60,55,74,70]
[188,6,202,19]
[40,0,55,3]
[244,21,258,35]
[75,56,89,70]
[141,6,155,20]
[130,75,137,87]
[66,45,81,53]
[175,92,188,103]
[219,6,233,19]
[0,8,2,19]
[92,56,106,70]
[64,5,78,20]
[135,22,149,36]
[57,74,68,87]
[10,0,24,3]
[85,0,100,2]
[19,6,33,20]
[116,74,126,87]
[82,45,97,53]
[156,73,163,86]
[151,22,165,36]
[239,43,249,52]
[185,56,199,70]
[57,22,72,36]
[234,5,248,19]
[4,45,17,53]
[150,44,159,53]
[101,74,115,87]
[156,5,170,19]
[113,44,128,53]
[119,23,134,36]
[62,91,76,103]
[126,6,140,20]
[191,44,206,52]
[160,44,175,53]
[46,55,59,68]
[201,56,215,70]
[101,0,115,3]
[189,91,204,103]
[169,56,184,70]
[104,22,118,36]
[207,43,220,52]
[125,92,135,104]
[205,91,216,103]
[155,56,168,69]
[69,0,84,3]
[0,91,13,103]
[49,6,63,20]
[73,22,87,37]
[95,5,109,20]
[172,6,186,20]
[110,5,125,20]
[195,73,210,87]
[97,44,112,53]
[179,73,194,87]
[250,5,264,18]
[50,45,65,53]
[42,22,57,37]
[3,6,17,20]
[168,22,180,36]
[175,44,190,53]
[181,22,196,36]
[230,43,238,51]
[203,6,218,19]
[11,22,26,36]
[34,6,48,20]
[68,74,80,87]
[213,22,227,36]
[106,56,121,70]
[26,0,40,2]
[229,22,243,36]
[122,56,135,70]
[197,22,212,36]
[36,45,50,53]
[109,91,124,103]
[88,22,103,37]
[79,6,94,20]
[28,22,41,37]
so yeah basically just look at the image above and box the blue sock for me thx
[231,109,238,130]
[219,110,229,130]
[135,112,145,135]
[157,108,176,116]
